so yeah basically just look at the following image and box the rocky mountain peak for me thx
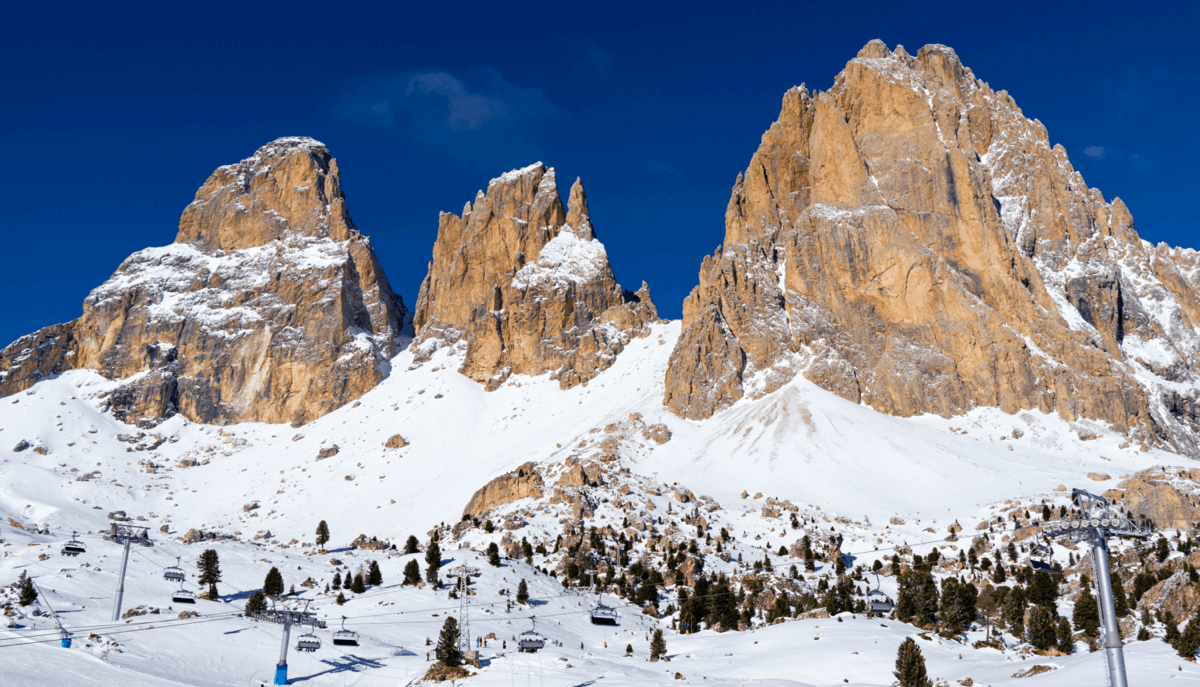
[665,40,1200,455]
[1,138,407,426]
[175,137,357,253]
[413,163,656,390]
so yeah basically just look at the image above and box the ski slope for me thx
[0,321,1190,685]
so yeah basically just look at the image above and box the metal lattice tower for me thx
[104,524,152,622]
[1037,488,1151,687]
[448,564,481,653]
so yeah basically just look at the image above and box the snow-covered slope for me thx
[0,320,1190,685]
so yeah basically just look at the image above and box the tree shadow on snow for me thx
[222,588,262,602]
[291,655,386,682]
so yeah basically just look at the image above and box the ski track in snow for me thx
[0,321,1190,685]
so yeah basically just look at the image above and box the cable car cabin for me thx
[517,631,546,653]
[589,605,619,626]
[867,595,895,615]
[171,589,196,604]
[296,633,321,652]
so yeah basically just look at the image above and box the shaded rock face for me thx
[1105,466,1200,529]
[0,137,408,425]
[412,163,656,390]
[462,462,545,517]
[665,40,1200,454]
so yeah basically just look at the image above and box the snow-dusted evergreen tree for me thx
[315,520,330,551]
[893,637,932,687]
[436,617,462,666]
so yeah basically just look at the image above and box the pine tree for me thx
[404,535,420,554]
[245,591,267,616]
[893,637,932,687]
[1072,586,1100,637]
[17,575,37,606]
[336,592,346,605]
[263,567,284,598]
[487,542,501,567]
[426,541,442,581]
[1055,617,1073,653]
[1177,611,1200,659]
[403,560,421,586]
[368,560,383,586]
[332,571,342,590]
[516,578,529,605]
[197,549,221,598]
[625,643,633,656]
[1028,571,1058,610]
[649,629,666,661]
[351,572,366,594]
[436,616,462,666]
[315,520,330,551]
[1111,568,1129,617]
[1028,606,1056,650]
[992,561,1006,584]
[1003,590,1025,635]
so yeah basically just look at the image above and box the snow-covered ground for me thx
[0,321,1190,685]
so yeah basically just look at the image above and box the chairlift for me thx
[587,572,620,626]
[865,572,895,616]
[332,615,359,647]
[517,616,547,653]
[61,532,86,557]
[171,587,196,604]
[1029,531,1060,575]
[297,625,322,652]
[164,556,186,583]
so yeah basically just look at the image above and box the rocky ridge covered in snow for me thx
[412,163,657,390]
[664,40,1200,456]
[0,137,409,426]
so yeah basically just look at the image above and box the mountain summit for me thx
[412,163,656,390]
[0,137,408,426]
[665,40,1200,454]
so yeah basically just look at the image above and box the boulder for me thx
[385,434,408,449]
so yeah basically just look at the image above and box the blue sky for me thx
[2,1,1197,346]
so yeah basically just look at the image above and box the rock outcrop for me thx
[664,40,1200,454]
[1105,466,1200,529]
[412,163,656,390]
[0,137,408,425]
[462,462,545,517]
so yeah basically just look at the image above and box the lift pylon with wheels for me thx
[104,524,152,622]
[1037,488,1150,687]
[248,599,319,685]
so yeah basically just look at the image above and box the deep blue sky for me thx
[3,1,1198,346]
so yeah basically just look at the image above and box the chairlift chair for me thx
[865,573,895,616]
[332,615,359,647]
[517,617,547,653]
[164,556,185,583]
[297,627,322,652]
[61,532,86,557]
[1028,532,1060,575]
[171,587,196,604]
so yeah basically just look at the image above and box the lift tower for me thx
[249,600,319,685]
[104,524,152,622]
[448,564,481,655]
[1036,488,1150,687]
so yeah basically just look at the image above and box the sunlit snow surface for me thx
[0,321,1190,685]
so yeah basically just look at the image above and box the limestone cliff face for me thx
[665,41,1200,454]
[0,137,408,426]
[412,163,656,390]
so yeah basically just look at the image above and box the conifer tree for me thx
[1055,617,1073,653]
[487,542,501,567]
[263,567,284,598]
[516,578,530,605]
[1028,606,1056,650]
[315,521,330,551]
[625,643,633,656]
[245,591,267,616]
[368,560,383,586]
[992,561,1006,584]
[336,592,346,605]
[403,560,421,586]
[17,574,37,606]
[426,540,442,580]
[197,549,221,598]
[332,571,342,590]
[1175,609,1200,659]
[404,535,420,554]
[436,616,462,666]
[1027,571,1057,610]
[649,629,666,661]
[1003,589,1025,635]
[1072,585,1100,637]
[1111,568,1129,617]
[351,572,366,594]
[893,637,932,687]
